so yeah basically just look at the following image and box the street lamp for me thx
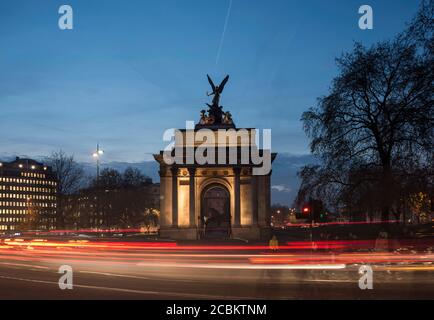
[92,143,104,230]
[92,143,104,184]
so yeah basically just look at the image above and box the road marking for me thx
[0,262,49,270]
[79,270,154,280]
[78,270,216,284]
[0,274,259,299]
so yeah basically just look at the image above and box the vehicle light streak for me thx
[6,220,403,236]
[285,220,400,228]
[135,261,347,270]
[0,238,433,252]
[0,238,432,271]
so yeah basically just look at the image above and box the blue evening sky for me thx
[0,0,420,162]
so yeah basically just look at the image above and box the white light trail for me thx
[216,0,233,66]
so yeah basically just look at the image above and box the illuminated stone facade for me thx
[154,121,276,240]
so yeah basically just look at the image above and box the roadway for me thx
[0,238,433,299]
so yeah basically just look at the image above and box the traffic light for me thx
[319,212,326,222]
[302,206,310,214]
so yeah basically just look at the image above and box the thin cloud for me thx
[271,185,292,193]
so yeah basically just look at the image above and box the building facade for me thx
[64,181,160,229]
[0,157,57,232]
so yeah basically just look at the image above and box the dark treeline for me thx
[45,151,159,230]
[295,1,433,224]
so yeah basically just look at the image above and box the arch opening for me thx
[200,184,231,239]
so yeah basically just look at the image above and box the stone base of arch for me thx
[159,226,271,241]
[232,226,259,240]
[159,227,198,240]
[232,226,271,241]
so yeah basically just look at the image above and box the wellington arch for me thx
[154,75,277,240]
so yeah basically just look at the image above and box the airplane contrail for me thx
[215,0,233,66]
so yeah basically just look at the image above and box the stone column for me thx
[251,175,258,225]
[234,167,241,227]
[188,168,196,227]
[170,166,178,227]
[265,171,272,227]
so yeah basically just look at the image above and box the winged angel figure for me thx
[206,74,229,123]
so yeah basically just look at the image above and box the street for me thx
[0,238,433,299]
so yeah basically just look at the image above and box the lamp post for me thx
[92,143,104,185]
[92,143,104,230]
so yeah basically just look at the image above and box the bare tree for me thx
[404,0,433,55]
[47,150,84,195]
[46,150,85,228]
[297,2,434,223]
[122,167,150,187]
